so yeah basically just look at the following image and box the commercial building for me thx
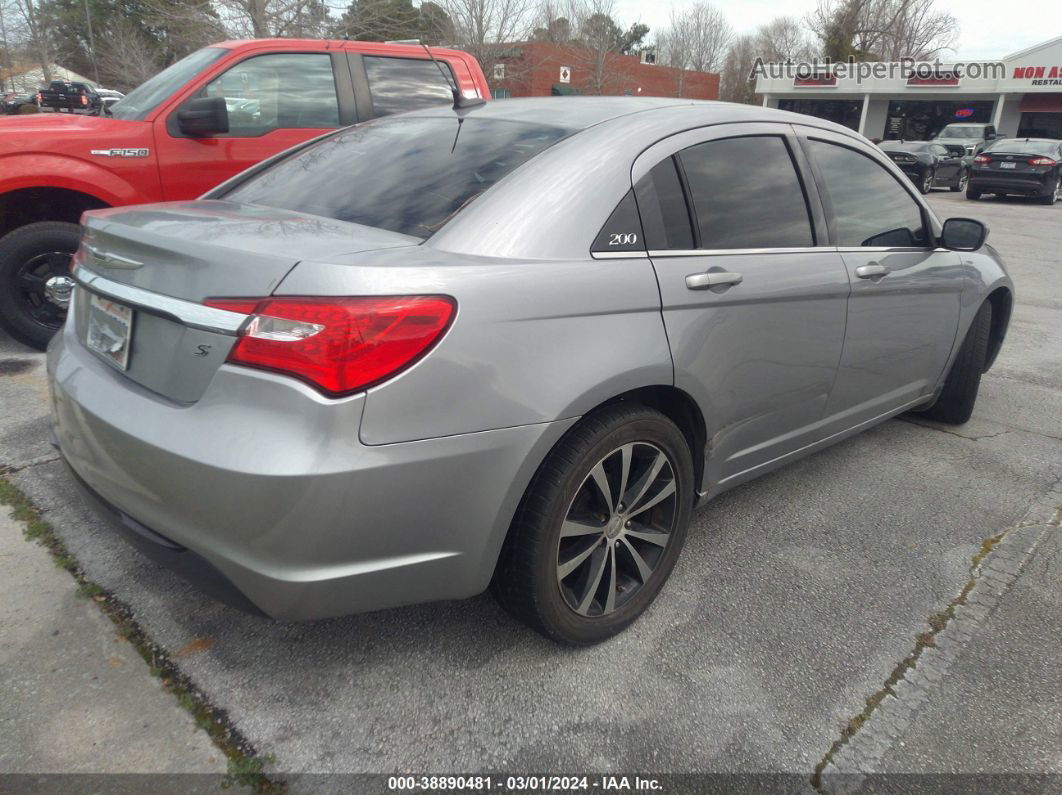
[756,35,1062,141]
[490,42,719,100]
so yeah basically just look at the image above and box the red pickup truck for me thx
[0,39,489,348]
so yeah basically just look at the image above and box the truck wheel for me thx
[0,222,80,350]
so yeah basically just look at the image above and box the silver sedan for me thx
[47,98,1013,644]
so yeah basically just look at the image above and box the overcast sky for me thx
[612,0,1053,61]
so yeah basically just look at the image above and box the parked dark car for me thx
[1,91,37,114]
[968,138,1062,204]
[35,80,101,113]
[878,141,968,194]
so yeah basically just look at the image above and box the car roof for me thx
[406,96,863,137]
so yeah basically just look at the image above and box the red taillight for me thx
[1028,157,1057,166]
[973,154,992,163]
[204,296,455,396]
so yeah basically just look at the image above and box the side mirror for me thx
[941,218,988,251]
[177,96,229,136]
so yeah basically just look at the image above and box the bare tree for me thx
[655,2,731,97]
[95,19,160,90]
[7,0,52,80]
[442,0,534,79]
[807,0,958,61]
[756,16,817,62]
[719,32,758,104]
[215,0,342,38]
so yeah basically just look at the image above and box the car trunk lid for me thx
[73,201,419,403]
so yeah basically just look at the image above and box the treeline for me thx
[0,0,958,99]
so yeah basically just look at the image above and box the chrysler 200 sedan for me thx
[47,98,1013,645]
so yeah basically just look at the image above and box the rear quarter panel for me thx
[276,248,673,445]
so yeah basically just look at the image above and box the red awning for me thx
[1019,93,1062,113]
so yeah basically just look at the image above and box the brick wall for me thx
[492,42,720,101]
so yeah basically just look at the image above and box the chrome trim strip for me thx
[648,247,836,257]
[645,246,938,258]
[72,265,247,335]
[835,246,933,253]
[590,250,649,260]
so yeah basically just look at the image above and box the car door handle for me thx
[685,271,743,290]
[855,263,891,279]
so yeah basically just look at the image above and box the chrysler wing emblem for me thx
[83,244,143,269]
[90,148,150,158]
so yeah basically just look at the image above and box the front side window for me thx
[364,56,454,117]
[677,136,814,249]
[226,117,573,238]
[808,140,928,248]
[199,53,339,136]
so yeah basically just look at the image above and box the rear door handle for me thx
[685,271,743,290]
[855,263,891,279]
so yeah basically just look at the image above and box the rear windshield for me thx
[225,116,573,238]
[984,139,1059,156]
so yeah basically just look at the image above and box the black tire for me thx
[920,168,935,194]
[1039,176,1059,205]
[492,403,694,645]
[966,185,982,200]
[950,169,969,192]
[920,302,992,425]
[0,221,80,350]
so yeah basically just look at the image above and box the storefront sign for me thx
[1012,66,1062,86]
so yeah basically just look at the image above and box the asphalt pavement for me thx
[1,190,1059,785]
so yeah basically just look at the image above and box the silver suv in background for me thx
[933,121,999,157]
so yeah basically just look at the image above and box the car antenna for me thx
[389,39,485,110]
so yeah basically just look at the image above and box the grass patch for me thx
[0,472,282,792]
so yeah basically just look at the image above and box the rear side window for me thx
[634,158,695,250]
[365,57,455,117]
[808,140,928,248]
[226,117,572,238]
[678,136,814,249]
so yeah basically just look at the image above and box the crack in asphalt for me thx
[810,481,1062,790]
[902,417,1062,444]
[0,455,61,474]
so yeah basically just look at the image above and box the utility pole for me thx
[83,0,100,85]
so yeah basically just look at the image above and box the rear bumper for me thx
[47,325,573,621]
[969,173,1051,194]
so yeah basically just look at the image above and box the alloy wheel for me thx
[556,442,678,617]
[923,170,934,193]
[958,172,969,191]
[14,251,71,330]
